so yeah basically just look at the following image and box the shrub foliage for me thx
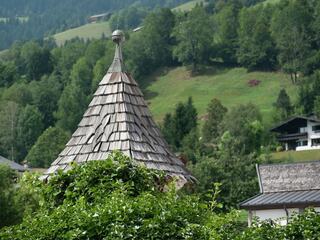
[0,152,240,240]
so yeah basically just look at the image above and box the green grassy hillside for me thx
[52,0,201,46]
[53,21,111,46]
[263,0,280,5]
[173,0,206,11]
[271,149,320,162]
[141,66,297,123]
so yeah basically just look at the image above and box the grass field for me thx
[271,149,320,163]
[262,0,280,5]
[53,21,111,46]
[173,0,206,11]
[141,66,297,123]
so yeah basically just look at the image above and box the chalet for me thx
[240,161,320,226]
[43,30,194,186]
[0,155,26,172]
[88,12,112,23]
[271,115,320,151]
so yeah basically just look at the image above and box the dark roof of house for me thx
[258,161,320,193]
[240,161,320,209]
[0,155,26,172]
[240,190,320,209]
[270,115,320,132]
[43,30,194,183]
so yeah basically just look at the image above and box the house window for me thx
[300,127,308,133]
[312,125,320,132]
[312,138,320,146]
[297,140,308,146]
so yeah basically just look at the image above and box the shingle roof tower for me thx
[43,30,194,183]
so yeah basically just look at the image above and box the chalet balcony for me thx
[277,132,308,141]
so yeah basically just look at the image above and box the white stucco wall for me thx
[250,208,299,226]
[296,120,320,151]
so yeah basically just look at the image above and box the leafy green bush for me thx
[237,209,320,240]
[0,164,41,229]
[0,152,241,240]
[0,164,21,228]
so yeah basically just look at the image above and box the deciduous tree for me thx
[172,6,212,73]
[26,127,69,168]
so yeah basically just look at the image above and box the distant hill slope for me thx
[263,0,280,5]
[173,0,206,11]
[51,0,200,46]
[0,0,188,50]
[53,21,111,46]
[141,66,297,123]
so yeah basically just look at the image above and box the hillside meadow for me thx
[271,149,320,163]
[141,66,297,124]
[53,21,111,46]
[173,0,206,11]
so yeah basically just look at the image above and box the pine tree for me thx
[274,89,293,121]
[173,102,188,148]
[202,98,227,143]
[161,113,175,149]
[162,98,198,149]
[185,97,198,133]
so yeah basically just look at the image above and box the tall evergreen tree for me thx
[202,98,227,143]
[185,97,198,133]
[273,88,293,121]
[161,113,176,149]
[162,97,198,149]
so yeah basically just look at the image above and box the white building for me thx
[240,162,320,226]
[271,116,320,151]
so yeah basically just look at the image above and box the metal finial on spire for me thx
[112,29,125,44]
[108,30,125,72]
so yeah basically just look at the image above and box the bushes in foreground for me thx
[0,152,241,240]
[238,209,320,240]
[2,152,320,239]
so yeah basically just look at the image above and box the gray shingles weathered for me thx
[43,30,194,183]
[258,161,320,193]
[240,161,320,209]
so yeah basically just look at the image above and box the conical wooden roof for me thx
[43,30,194,182]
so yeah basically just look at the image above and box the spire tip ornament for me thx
[112,29,125,44]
